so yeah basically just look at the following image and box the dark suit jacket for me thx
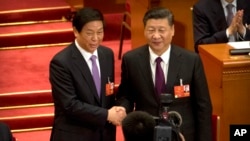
[193,0,250,52]
[0,122,13,141]
[49,43,116,141]
[116,44,212,141]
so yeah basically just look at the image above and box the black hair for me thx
[72,7,105,32]
[143,7,174,26]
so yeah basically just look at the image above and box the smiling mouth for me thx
[90,44,98,47]
[152,41,161,45]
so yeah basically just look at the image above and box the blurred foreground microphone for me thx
[159,93,173,121]
[154,93,183,141]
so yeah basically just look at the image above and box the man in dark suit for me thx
[193,0,250,52]
[116,7,212,141]
[0,122,13,141]
[49,7,126,141]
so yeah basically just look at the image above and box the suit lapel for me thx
[237,0,249,24]
[137,46,162,102]
[237,0,246,10]
[211,0,228,29]
[138,46,155,91]
[98,47,109,105]
[166,45,182,93]
[71,44,101,104]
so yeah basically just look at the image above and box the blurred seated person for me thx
[0,122,13,141]
[193,0,250,52]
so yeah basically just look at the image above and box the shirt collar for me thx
[149,45,171,65]
[221,0,237,8]
[75,40,98,61]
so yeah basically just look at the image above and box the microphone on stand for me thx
[154,93,183,141]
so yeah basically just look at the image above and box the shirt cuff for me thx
[238,27,246,40]
[226,29,230,38]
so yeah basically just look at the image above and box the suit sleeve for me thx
[193,4,228,52]
[193,55,213,141]
[244,28,250,40]
[49,58,108,128]
[116,55,135,113]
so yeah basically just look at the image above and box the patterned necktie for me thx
[155,57,165,95]
[90,55,101,97]
[226,4,234,26]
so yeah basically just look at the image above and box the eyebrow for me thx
[147,26,166,29]
[87,27,104,31]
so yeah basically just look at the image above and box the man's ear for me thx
[171,24,175,37]
[73,27,79,38]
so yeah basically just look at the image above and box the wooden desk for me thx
[199,44,250,141]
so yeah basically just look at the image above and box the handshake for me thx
[107,106,127,126]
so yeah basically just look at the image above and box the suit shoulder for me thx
[51,44,73,60]
[99,45,114,57]
[172,45,199,59]
[99,45,113,52]
[193,0,216,12]
[194,0,214,7]
[123,45,147,57]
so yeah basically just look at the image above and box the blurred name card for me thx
[228,41,250,49]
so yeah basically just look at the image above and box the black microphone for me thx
[154,94,174,141]
[159,93,174,120]
[159,93,174,106]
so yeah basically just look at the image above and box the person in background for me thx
[122,111,156,141]
[193,0,250,52]
[0,122,13,141]
[49,7,126,141]
[116,7,212,141]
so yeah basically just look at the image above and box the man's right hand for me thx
[227,13,238,36]
[228,10,245,36]
[107,106,126,125]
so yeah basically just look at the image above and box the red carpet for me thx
[0,40,130,141]
[0,46,64,93]
[0,105,54,130]
[13,130,52,141]
[0,22,74,47]
[0,90,52,107]
[0,0,72,23]
[0,13,130,48]
[12,126,124,141]
[0,1,129,140]
[0,40,131,93]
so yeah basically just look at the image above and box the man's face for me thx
[74,20,104,53]
[144,18,174,55]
